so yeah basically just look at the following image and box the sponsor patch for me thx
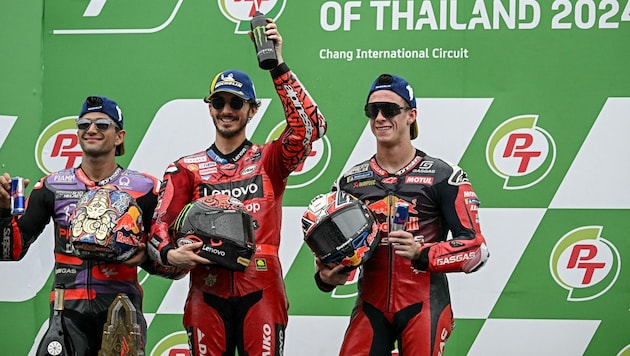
[255,258,268,271]
[240,165,257,176]
[183,155,208,164]
[405,176,434,185]
[347,171,373,183]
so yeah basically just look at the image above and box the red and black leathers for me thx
[0,165,182,355]
[321,150,489,356]
[149,64,327,356]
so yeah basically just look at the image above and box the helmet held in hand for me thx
[302,191,379,271]
[173,194,256,272]
[70,186,144,263]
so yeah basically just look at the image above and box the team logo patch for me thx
[255,258,268,271]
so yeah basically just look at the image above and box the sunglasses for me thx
[76,118,118,131]
[207,97,248,111]
[364,102,411,119]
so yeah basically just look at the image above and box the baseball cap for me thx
[367,74,418,139]
[204,69,257,103]
[79,96,125,156]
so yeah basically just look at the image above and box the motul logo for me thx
[405,176,434,185]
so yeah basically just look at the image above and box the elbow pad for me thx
[415,239,489,274]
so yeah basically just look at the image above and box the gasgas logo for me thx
[35,117,82,175]
[218,0,286,34]
[486,115,556,190]
[550,226,620,302]
[266,121,331,190]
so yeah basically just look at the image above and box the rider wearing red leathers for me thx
[148,21,326,356]
[315,74,489,356]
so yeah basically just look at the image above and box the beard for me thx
[213,114,248,139]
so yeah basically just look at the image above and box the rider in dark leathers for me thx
[0,96,184,355]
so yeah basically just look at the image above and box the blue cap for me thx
[79,96,125,155]
[205,69,257,102]
[367,74,418,139]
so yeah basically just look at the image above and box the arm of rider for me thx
[166,242,213,269]
[388,230,422,261]
[0,173,31,210]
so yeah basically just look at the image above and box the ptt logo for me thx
[149,330,190,356]
[550,226,620,302]
[266,121,331,190]
[486,115,556,190]
[35,117,83,175]
[219,0,286,34]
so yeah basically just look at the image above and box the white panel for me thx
[449,208,545,319]
[469,319,600,356]
[550,98,630,209]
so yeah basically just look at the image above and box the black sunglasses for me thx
[207,97,248,111]
[76,118,117,131]
[364,102,411,119]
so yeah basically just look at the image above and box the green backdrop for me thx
[1,0,629,355]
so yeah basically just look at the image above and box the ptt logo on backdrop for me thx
[486,115,556,190]
[149,331,190,356]
[550,226,620,302]
[218,0,286,34]
[265,121,331,190]
[35,117,83,175]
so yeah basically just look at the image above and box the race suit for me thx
[149,64,327,356]
[317,150,489,356]
[0,165,184,355]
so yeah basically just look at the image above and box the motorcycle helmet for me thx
[69,186,143,263]
[173,194,256,272]
[302,190,379,270]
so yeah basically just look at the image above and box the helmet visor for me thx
[189,209,254,246]
[305,202,372,260]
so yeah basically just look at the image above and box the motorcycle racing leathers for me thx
[0,165,184,355]
[149,64,327,356]
[318,150,489,356]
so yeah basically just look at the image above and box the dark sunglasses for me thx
[207,97,248,111]
[364,102,411,119]
[76,118,118,131]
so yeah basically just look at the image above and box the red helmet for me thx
[301,190,379,270]
[173,194,256,272]
[69,186,143,263]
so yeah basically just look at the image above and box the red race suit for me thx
[149,64,327,356]
[318,151,489,356]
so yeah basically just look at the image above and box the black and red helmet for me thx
[173,194,256,272]
[302,190,379,270]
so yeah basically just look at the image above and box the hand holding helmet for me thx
[173,194,256,272]
[301,190,379,271]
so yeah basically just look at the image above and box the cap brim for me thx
[206,89,250,101]
[410,121,418,139]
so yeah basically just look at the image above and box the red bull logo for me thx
[368,197,419,233]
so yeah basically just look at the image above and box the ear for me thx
[116,129,126,147]
[407,107,417,125]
